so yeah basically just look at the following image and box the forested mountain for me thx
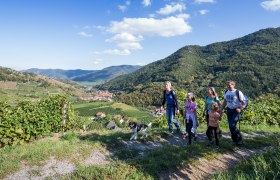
[0,67,87,103]
[23,65,141,84]
[100,27,280,106]
[71,65,141,82]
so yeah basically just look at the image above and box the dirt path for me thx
[3,132,275,180]
[159,146,273,180]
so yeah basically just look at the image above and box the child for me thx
[206,102,221,147]
[184,92,198,145]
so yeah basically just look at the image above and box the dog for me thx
[128,122,152,140]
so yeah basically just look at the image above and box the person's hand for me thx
[160,106,164,110]
[236,108,242,113]
[176,110,180,115]
[203,110,207,116]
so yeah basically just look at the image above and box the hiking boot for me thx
[236,139,243,145]
[170,130,174,134]
[176,128,181,133]
[215,145,220,149]
[193,136,197,142]
[207,141,213,146]
[218,130,222,139]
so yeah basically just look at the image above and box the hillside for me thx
[23,65,141,84]
[0,66,87,103]
[71,65,141,83]
[100,27,280,106]
[22,68,96,80]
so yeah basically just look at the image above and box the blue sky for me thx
[0,0,279,70]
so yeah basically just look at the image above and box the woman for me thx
[203,87,221,125]
[161,81,180,133]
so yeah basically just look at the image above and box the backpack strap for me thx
[236,89,241,102]
[224,89,228,94]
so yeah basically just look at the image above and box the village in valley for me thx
[78,91,114,102]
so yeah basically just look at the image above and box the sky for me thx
[0,0,280,70]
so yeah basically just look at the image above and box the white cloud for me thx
[195,0,215,4]
[106,33,143,42]
[94,49,131,56]
[157,3,186,15]
[77,32,93,37]
[117,42,143,50]
[118,1,131,12]
[176,13,190,20]
[142,0,151,7]
[261,0,280,11]
[118,5,127,12]
[108,16,191,37]
[199,9,209,15]
[99,15,192,56]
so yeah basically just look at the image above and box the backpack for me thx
[225,90,249,108]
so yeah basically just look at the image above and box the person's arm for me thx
[217,112,222,121]
[182,107,186,125]
[161,90,166,109]
[236,91,246,113]
[215,97,222,108]
[236,100,246,113]
[194,102,198,110]
[221,99,227,110]
[172,91,180,113]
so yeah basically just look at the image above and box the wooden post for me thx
[62,103,67,135]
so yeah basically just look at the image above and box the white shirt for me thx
[224,89,245,109]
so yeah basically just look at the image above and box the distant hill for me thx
[22,68,96,80]
[23,65,141,84]
[71,65,141,83]
[100,27,280,106]
[0,66,87,104]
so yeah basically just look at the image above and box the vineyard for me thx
[0,95,78,147]
[1,92,279,148]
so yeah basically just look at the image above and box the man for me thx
[221,80,246,145]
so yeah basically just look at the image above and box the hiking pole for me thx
[239,112,242,131]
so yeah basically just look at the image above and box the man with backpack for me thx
[221,80,246,145]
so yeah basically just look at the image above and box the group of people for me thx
[161,80,246,147]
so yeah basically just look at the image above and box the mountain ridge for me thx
[23,65,141,84]
[100,27,280,106]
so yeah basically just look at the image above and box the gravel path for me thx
[159,146,273,180]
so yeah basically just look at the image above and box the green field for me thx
[73,101,154,123]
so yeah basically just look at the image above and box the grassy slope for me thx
[0,67,87,104]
